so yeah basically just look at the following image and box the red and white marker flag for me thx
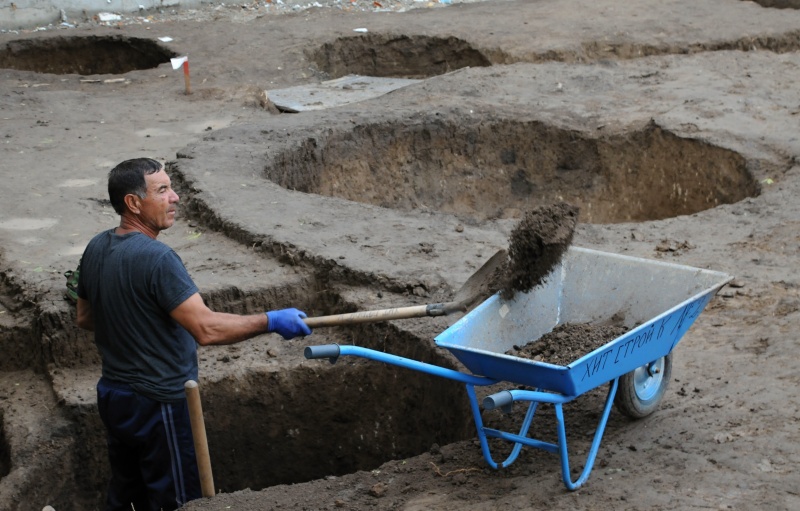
[171,56,191,95]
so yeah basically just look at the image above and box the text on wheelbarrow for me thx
[579,296,710,383]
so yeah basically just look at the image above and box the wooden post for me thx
[185,380,214,497]
[182,60,191,95]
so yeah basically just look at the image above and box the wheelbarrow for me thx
[305,247,732,490]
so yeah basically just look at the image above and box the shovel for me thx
[303,249,507,328]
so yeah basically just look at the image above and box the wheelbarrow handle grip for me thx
[483,390,514,412]
[304,344,341,361]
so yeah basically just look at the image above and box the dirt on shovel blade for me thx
[499,202,579,300]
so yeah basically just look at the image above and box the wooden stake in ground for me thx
[499,202,579,300]
[185,380,215,498]
[182,60,191,95]
[171,56,192,95]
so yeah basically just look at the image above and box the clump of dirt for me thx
[499,202,579,300]
[507,322,628,365]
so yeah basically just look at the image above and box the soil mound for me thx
[507,322,628,366]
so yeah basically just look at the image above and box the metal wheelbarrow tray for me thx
[306,247,732,489]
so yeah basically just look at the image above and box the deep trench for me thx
[0,253,476,511]
[193,285,474,493]
[199,321,473,493]
[266,119,759,224]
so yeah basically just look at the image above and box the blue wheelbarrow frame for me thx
[305,247,732,490]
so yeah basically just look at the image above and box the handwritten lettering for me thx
[582,348,614,380]
[579,295,714,383]
[656,317,667,339]
[671,303,693,336]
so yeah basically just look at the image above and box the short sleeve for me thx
[150,250,199,313]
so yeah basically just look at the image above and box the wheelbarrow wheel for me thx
[614,353,673,419]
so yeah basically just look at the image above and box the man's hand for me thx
[266,308,312,340]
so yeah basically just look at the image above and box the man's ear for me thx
[123,194,142,215]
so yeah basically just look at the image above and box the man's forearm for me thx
[171,293,310,345]
[193,311,269,346]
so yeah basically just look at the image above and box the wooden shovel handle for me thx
[185,380,215,498]
[303,249,505,329]
[304,302,464,328]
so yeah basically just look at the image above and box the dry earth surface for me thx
[1,0,800,510]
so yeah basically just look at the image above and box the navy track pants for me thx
[97,378,202,511]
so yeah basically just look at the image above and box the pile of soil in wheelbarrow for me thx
[507,322,628,366]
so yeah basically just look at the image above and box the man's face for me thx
[139,169,180,232]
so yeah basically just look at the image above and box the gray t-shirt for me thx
[78,229,199,402]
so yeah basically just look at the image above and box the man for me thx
[76,158,312,511]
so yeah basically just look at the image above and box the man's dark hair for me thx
[108,158,164,215]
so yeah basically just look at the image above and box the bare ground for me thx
[1,0,799,510]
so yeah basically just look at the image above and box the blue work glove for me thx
[266,308,312,340]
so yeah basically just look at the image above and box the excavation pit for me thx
[199,325,473,492]
[267,119,758,223]
[53,317,474,505]
[308,34,492,79]
[0,36,176,75]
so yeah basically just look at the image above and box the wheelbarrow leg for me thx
[466,384,544,469]
[479,377,621,490]
[556,377,619,490]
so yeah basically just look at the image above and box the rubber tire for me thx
[614,353,673,419]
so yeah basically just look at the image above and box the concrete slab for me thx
[268,75,422,112]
